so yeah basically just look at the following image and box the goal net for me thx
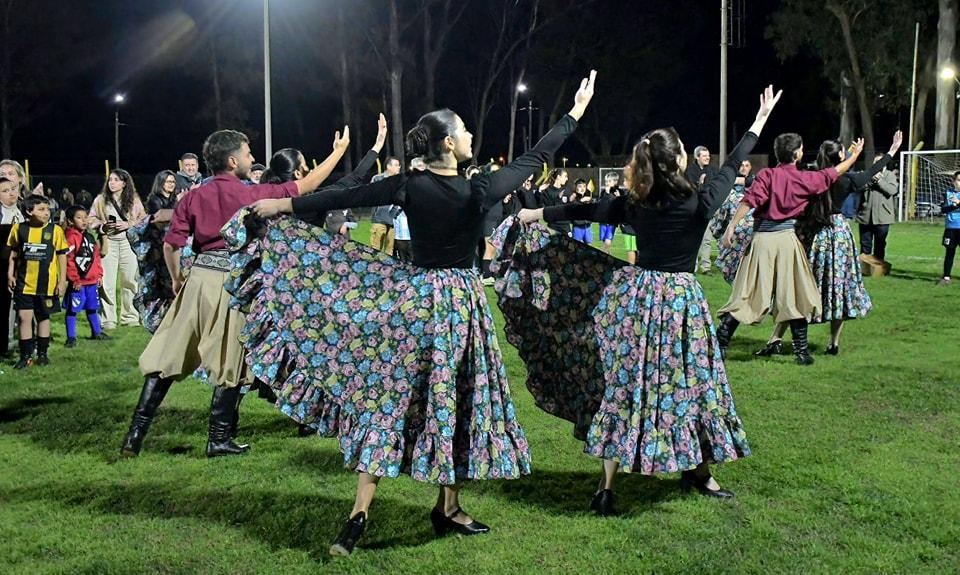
[899,150,960,222]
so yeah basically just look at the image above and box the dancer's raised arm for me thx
[294,127,351,195]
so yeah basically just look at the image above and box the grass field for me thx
[1,221,958,574]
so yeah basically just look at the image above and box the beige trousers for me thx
[101,238,140,327]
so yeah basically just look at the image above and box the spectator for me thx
[541,168,570,234]
[596,172,623,254]
[63,205,109,347]
[7,194,68,369]
[61,187,75,207]
[175,152,203,193]
[393,207,411,262]
[570,178,594,244]
[939,171,960,286]
[90,169,146,329]
[0,161,27,358]
[856,155,898,263]
[369,156,402,255]
[75,188,94,210]
[249,163,266,184]
[685,146,719,273]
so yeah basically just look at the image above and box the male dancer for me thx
[121,127,350,457]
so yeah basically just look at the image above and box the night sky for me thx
[11,0,907,186]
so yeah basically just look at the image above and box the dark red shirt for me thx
[165,173,299,252]
[65,227,104,285]
[744,164,839,221]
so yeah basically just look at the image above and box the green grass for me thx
[1,222,958,574]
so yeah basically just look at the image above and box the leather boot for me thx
[229,391,244,439]
[121,374,174,457]
[206,386,250,458]
[789,319,814,365]
[715,314,740,358]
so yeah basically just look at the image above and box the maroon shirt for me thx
[744,164,839,221]
[165,173,299,252]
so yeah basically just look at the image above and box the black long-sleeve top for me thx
[544,131,758,273]
[297,149,379,228]
[292,115,579,269]
[827,153,892,215]
[146,193,177,215]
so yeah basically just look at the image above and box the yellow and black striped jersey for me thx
[8,222,68,296]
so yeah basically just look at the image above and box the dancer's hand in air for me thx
[888,130,903,156]
[251,198,293,218]
[334,126,350,151]
[835,138,865,176]
[517,208,543,224]
[568,69,598,121]
[748,84,782,136]
[372,113,388,153]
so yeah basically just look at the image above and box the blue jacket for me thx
[944,190,960,229]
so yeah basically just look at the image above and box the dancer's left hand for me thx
[517,208,542,224]
[251,198,290,218]
[721,228,734,249]
[373,113,388,153]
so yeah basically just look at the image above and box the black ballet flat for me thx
[754,340,784,357]
[430,506,490,536]
[590,489,617,516]
[680,471,734,499]
[825,344,839,356]
[330,512,366,556]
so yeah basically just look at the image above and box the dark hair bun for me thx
[405,125,430,157]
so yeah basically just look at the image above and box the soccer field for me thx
[1,222,957,574]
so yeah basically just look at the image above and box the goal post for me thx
[899,150,960,222]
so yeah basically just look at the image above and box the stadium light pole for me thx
[113,93,126,169]
[940,66,960,148]
[517,83,534,152]
[264,0,273,159]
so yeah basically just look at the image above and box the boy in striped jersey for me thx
[7,194,69,369]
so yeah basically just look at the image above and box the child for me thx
[570,178,594,244]
[7,194,69,369]
[940,171,960,286]
[63,205,110,346]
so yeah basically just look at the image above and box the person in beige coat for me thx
[856,156,898,262]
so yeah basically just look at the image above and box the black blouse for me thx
[544,131,758,273]
[292,115,579,269]
[827,153,892,215]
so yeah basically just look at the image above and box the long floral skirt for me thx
[492,218,750,475]
[715,213,755,285]
[222,210,531,485]
[808,215,872,323]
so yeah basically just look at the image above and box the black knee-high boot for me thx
[121,374,174,457]
[207,386,250,458]
[716,314,740,357]
[789,319,814,365]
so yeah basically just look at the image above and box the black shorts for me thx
[943,228,960,248]
[13,292,61,320]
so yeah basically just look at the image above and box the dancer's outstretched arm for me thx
[843,130,901,189]
[482,70,597,208]
[294,127,351,195]
[321,114,389,193]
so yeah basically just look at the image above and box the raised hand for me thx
[569,69,598,121]
[333,126,351,151]
[755,84,783,120]
[373,113,388,152]
[888,130,903,156]
[849,137,865,157]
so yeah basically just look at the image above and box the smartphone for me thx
[108,215,117,223]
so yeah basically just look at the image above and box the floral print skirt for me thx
[492,218,750,475]
[128,218,174,334]
[715,213,755,285]
[222,210,531,485]
[808,215,872,323]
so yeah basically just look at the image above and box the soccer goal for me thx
[899,150,960,222]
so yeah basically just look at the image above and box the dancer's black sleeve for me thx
[842,153,892,189]
[543,194,628,225]
[479,115,578,209]
[291,174,406,219]
[325,149,379,191]
[698,131,758,219]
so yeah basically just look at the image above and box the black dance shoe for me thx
[330,512,366,556]
[680,471,734,499]
[35,354,50,366]
[754,340,784,357]
[430,507,490,536]
[825,344,839,356]
[590,489,617,516]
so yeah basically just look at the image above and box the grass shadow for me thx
[0,479,437,562]
[0,396,73,423]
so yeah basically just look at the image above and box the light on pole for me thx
[940,67,960,148]
[517,83,535,152]
[113,93,126,169]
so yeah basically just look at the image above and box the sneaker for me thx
[13,357,32,370]
[36,354,50,366]
[89,332,111,341]
[65,338,78,348]
[938,277,952,286]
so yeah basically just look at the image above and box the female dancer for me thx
[753,131,901,357]
[90,169,145,329]
[709,160,755,285]
[514,85,782,514]
[235,71,596,555]
[128,170,178,332]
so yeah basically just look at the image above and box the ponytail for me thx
[626,127,695,207]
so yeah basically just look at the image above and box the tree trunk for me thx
[828,2,875,160]
[915,54,937,144]
[839,71,856,144]
[388,0,405,166]
[337,3,353,172]
[936,0,957,148]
